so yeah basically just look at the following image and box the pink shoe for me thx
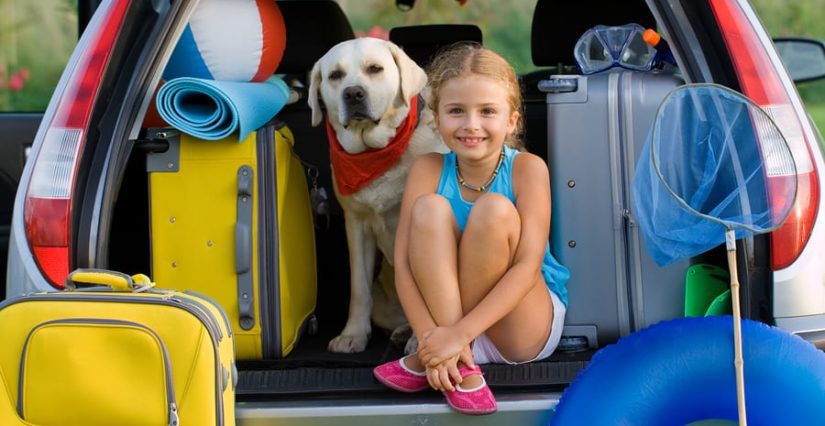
[442,365,497,415]
[373,355,429,393]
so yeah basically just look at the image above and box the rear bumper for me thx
[775,313,825,349]
[236,392,561,425]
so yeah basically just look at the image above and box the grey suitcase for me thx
[543,69,686,348]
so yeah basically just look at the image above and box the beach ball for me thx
[163,0,286,82]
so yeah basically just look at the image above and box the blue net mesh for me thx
[633,84,797,266]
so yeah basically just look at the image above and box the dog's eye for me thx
[328,70,344,80]
[366,64,384,74]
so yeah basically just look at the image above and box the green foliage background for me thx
[0,0,77,112]
[0,0,823,133]
[750,0,825,135]
[342,0,536,71]
[344,0,825,135]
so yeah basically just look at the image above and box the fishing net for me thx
[633,84,797,266]
[633,83,799,425]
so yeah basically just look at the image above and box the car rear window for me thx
[339,0,538,73]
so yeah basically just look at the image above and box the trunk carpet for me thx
[236,330,591,397]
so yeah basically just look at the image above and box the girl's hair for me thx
[426,42,525,150]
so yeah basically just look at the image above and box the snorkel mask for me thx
[574,23,658,74]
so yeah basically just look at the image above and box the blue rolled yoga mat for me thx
[156,76,289,141]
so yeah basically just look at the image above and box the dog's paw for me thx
[404,335,418,355]
[389,323,413,347]
[328,334,369,353]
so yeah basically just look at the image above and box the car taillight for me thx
[23,0,131,288]
[710,0,820,270]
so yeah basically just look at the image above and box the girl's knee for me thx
[410,194,453,230]
[468,193,518,228]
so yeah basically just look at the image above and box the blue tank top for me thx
[436,146,570,306]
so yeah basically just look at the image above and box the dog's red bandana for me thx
[326,96,419,196]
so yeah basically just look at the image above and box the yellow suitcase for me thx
[0,269,235,426]
[147,121,317,359]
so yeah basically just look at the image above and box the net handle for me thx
[727,228,747,426]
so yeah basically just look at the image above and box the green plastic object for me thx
[684,264,731,317]
[706,289,733,316]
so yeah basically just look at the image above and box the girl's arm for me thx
[394,153,443,341]
[452,152,552,347]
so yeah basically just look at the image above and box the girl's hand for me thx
[426,355,461,392]
[425,346,476,392]
[418,326,471,369]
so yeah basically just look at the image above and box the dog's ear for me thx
[308,60,324,127]
[388,42,427,108]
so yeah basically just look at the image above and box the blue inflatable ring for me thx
[550,316,825,425]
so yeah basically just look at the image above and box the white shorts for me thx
[471,287,566,365]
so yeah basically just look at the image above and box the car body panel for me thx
[5,0,825,422]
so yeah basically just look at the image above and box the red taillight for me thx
[24,197,71,285]
[23,0,131,288]
[710,0,820,270]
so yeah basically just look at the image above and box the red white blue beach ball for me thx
[163,0,286,82]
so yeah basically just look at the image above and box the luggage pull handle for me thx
[236,165,255,330]
[538,77,579,93]
[65,269,155,292]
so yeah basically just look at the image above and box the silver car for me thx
[6,0,825,423]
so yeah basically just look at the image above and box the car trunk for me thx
[99,0,771,402]
[109,100,592,398]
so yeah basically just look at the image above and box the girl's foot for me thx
[373,355,429,392]
[404,353,426,373]
[456,362,483,389]
[442,365,497,415]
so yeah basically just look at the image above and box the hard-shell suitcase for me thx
[544,69,687,348]
[0,269,235,426]
[147,121,317,359]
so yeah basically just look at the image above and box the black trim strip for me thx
[257,122,282,358]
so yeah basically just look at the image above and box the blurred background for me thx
[750,0,825,132]
[0,0,823,133]
[0,0,78,112]
[345,0,825,134]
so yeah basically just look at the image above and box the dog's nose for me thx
[343,86,367,104]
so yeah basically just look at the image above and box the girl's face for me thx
[435,74,518,162]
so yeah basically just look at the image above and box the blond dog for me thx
[309,38,445,353]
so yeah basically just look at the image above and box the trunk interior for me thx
[108,91,594,398]
[102,0,749,399]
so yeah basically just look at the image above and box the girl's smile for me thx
[456,136,486,148]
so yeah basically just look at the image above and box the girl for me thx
[373,43,569,415]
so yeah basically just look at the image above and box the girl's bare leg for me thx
[405,194,462,372]
[404,193,553,389]
[458,194,554,364]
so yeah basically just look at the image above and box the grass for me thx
[806,102,825,140]
[804,101,825,152]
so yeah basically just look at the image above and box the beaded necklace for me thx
[455,147,506,192]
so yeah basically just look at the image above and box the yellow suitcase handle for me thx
[65,269,155,292]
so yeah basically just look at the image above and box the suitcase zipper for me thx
[16,293,223,344]
[18,318,179,426]
[183,289,234,337]
[152,294,227,425]
[14,293,227,425]
[257,122,282,358]
[607,71,634,337]
[166,293,224,341]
